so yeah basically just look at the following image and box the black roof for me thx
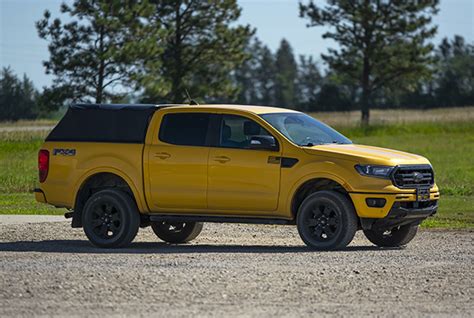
[71,103,183,111]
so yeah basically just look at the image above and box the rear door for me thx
[146,112,211,210]
[207,114,282,212]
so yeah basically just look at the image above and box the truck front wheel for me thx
[82,189,140,248]
[297,190,358,250]
[363,225,418,247]
[151,221,203,244]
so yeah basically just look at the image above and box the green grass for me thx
[0,136,44,193]
[335,121,474,229]
[0,117,472,229]
[0,193,64,215]
[337,122,474,197]
[424,196,474,228]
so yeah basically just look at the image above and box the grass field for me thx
[0,107,473,228]
[310,106,474,126]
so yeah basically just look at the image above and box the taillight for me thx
[38,149,49,183]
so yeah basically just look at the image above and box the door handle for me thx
[154,152,171,159]
[213,156,231,163]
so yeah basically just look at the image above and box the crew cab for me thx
[35,104,439,250]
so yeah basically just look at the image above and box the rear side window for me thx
[159,113,210,146]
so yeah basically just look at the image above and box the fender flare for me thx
[72,167,148,214]
[286,172,353,214]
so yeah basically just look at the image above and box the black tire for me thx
[297,190,358,250]
[151,221,203,244]
[82,189,140,248]
[363,225,418,247]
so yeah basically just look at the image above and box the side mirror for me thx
[249,135,278,151]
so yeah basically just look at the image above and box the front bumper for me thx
[349,190,440,218]
[360,200,438,230]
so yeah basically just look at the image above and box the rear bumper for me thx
[34,188,47,203]
[360,200,438,230]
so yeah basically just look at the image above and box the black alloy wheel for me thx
[297,190,358,250]
[83,189,140,248]
[306,202,342,242]
[90,202,122,240]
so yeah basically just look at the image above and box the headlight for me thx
[355,164,394,179]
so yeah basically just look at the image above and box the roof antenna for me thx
[185,89,199,105]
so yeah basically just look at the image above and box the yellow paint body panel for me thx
[37,104,439,220]
[38,142,149,213]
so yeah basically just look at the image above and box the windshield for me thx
[260,112,352,146]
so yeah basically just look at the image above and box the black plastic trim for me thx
[281,157,299,168]
[149,214,293,225]
[361,200,438,230]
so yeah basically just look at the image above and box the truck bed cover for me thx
[46,103,177,143]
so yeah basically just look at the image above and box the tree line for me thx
[1,0,473,123]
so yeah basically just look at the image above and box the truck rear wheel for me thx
[82,189,140,248]
[297,190,358,250]
[363,225,418,247]
[151,221,203,244]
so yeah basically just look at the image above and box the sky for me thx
[1,0,473,89]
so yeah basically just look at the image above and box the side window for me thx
[159,113,210,146]
[220,115,272,149]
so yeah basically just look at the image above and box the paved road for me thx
[0,222,472,317]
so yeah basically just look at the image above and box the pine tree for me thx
[274,39,298,108]
[0,67,38,121]
[142,0,254,103]
[234,38,263,105]
[36,0,162,104]
[300,0,439,124]
[296,55,322,111]
[233,38,276,106]
[256,45,277,106]
[435,36,474,107]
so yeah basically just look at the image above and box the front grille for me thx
[392,165,434,188]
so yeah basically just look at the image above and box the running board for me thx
[148,214,293,225]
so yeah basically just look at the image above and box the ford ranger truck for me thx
[35,103,439,250]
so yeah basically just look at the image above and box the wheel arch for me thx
[289,174,354,219]
[72,169,147,227]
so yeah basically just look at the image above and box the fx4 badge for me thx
[53,148,76,156]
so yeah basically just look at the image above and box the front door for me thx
[147,112,211,210]
[207,114,281,212]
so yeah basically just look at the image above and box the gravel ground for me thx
[0,222,473,317]
[0,215,66,225]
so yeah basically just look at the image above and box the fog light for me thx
[366,198,386,208]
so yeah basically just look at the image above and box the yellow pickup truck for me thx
[35,104,439,250]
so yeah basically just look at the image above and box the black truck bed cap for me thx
[71,103,181,111]
[46,103,182,143]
